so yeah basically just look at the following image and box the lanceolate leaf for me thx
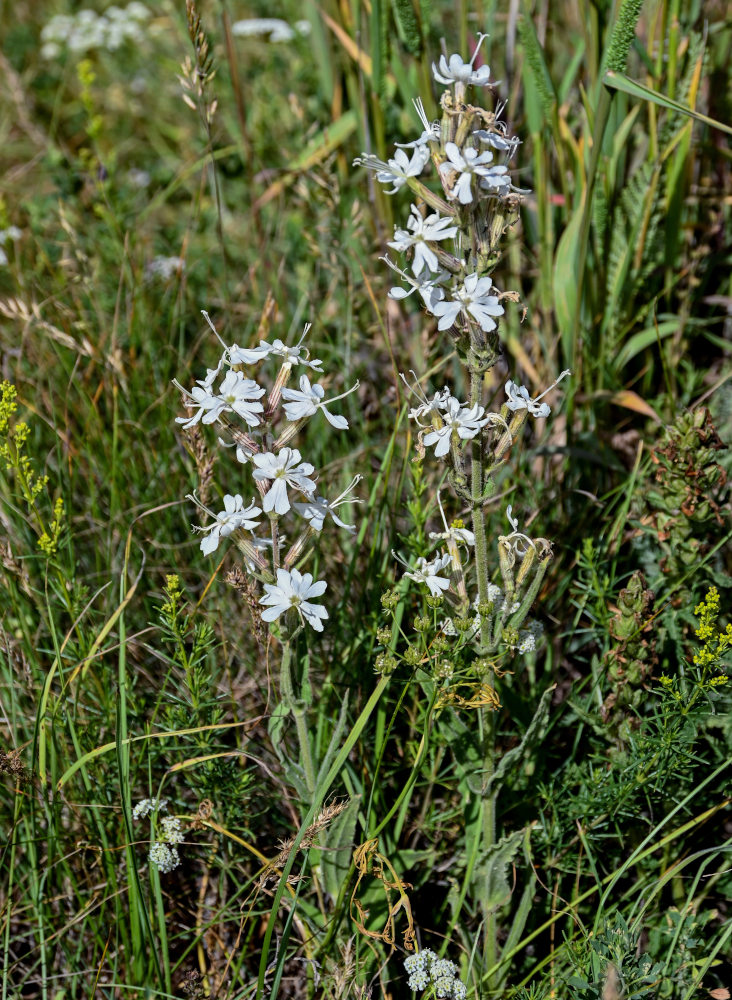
[603,70,732,135]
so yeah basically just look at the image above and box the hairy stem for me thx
[468,367,499,985]
[280,636,317,797]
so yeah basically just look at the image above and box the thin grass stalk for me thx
[1,793,22,1000]
[152,870,172,993]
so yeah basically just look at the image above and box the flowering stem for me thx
[269,513,280,572]
[279,635,317,797]
[468,365,499,984]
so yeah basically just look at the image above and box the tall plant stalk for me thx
[356,35,568,995]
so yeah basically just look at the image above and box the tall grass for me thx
[0,1,730,998]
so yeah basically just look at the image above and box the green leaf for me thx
[473,827,526,913]
[613,319,678,370]
[485,685,556,798]
[603,71,732,136]
[553,203,585,366]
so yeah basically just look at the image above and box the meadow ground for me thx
[0,1,730,998]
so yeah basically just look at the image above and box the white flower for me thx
[227,342,272,364]
[281,374,358,428]
[504,369,571,418]
[353,146,430,194]
[395,98,441,150]
[501,505,536,564]
[293,475,362,533]
[517,630,537,653]
[173,362,225,428]
[149,842,180,874]
[133,797,168,820]
[231,18,296,42]
[127,168,151,188]
[423,397,491,458]
[401,552,452,597]
[235,444,255,465]
[382,255,448,311]
[145,256,184,282]
[405,950,437,975]
[387,204,458,275]
[160,815,184,844]
[252,448,316,515]
[401,372,451,424]
[506,504,520,533]
[479,165,512,196]
[439,142,497,204]
[432,35,496,88]
[474,128,520,157]
[127,2,151,21]
[0,226,22,245]
[269,334,324,370]
[226,323,323,371]
[408,971,430,991]
[193,494,262,555]
[431,273,504,332]
[259,567,328,631]
[429,491,475,546]
[431,958,458,980]
[209,370,266,426]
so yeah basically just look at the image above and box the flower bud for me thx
[375,653,397,675]
[381,589,399,611]
[404,645,422,666]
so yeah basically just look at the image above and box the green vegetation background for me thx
[0,0,730,997]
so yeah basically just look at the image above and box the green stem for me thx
[280,637,317,797]
[468,368,498,986]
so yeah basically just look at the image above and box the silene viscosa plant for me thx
[356,35,570,987]
[174,311,360,636]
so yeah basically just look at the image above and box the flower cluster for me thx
[441,589,544,654]
[355,40,527,354]
[403,950,467,999]
[133,798,184,875]
[40,3,151,59]
[361,39,568,664]
[692,586,731,674]
[145,255,185,282]
[174,314,360,633]
[231,18,311,43]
